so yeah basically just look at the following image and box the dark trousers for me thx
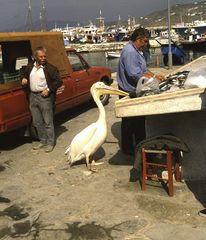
[30,93,55,146]
[121,116,146,155]
[118,86,146,155]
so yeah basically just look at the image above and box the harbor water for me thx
[81,48,206,73]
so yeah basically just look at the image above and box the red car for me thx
[0,32,112,135]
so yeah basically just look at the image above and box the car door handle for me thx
[76,78,81,82]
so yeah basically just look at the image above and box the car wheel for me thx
[100,81,110,105]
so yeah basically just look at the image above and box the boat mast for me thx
[117,15,121,29]
[96,10,105,32]
[40,0,47,31]
[26,0,33,31]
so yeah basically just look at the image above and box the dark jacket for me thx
[21,61,63,97]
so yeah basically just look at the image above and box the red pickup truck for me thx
[0,32,112,135]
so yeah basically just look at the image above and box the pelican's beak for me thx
[97,85,129,97]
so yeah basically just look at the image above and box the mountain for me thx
[107,1,206,29]
[137,1,206,28]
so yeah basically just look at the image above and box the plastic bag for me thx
[136,76,160,97]
[184,67,206,89]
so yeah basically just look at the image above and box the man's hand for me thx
[41,88,50,97]
[143,72,165,82]
[21,78,28,85]
[143,72,153,79]
[155,74,165,82]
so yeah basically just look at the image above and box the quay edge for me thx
[66,40,175,52]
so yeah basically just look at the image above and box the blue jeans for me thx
[30,93,55,146]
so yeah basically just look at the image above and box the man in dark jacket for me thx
[21,46,62,152]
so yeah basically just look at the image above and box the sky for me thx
[0,0,201,31]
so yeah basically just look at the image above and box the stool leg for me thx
[167,151,173,197]
[173,150,181,182]
[174,163,181,182]
[141,148,146,191]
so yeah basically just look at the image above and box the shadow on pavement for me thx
[0,130,32,151]
[108,150,134,166]
[55,102,92,127]
[185,180,206,207]
[55,102,92,139]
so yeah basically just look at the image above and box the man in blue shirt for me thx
[117,27,164,156]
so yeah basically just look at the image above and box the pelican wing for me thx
[65,122,98,161]
[82,121,107,156]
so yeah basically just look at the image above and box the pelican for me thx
[65,82,128,171]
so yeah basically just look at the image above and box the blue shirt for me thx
[117,41,147,92]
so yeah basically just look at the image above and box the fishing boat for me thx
[105,51,121,59]
[173,20,206,35]
[179,28,206,51]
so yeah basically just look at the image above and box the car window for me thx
[67,52,86,71]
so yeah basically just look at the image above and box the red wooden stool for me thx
[141,148,181,197]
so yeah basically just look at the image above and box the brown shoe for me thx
[45,145,54,153]
[33,142,46,150]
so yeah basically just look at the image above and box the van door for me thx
[0,41,32,133]
[67,51,95,104]
[55,74,75,114]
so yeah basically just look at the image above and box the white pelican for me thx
[65,82,128,171]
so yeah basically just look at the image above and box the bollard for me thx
[156,55,160,67]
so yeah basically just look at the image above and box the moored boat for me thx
[180,38,206,51]
[179,28,206,51]
[105,51,121,59]
[173,20,206,36]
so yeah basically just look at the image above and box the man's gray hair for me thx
[34,46,47,56]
